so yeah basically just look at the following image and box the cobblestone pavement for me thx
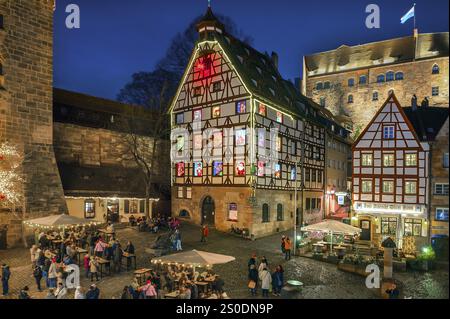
[0,223,448,299]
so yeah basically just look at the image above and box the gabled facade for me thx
[169,7,348,237]
[352,94,430,250]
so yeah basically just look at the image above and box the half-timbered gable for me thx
[352,93,431,250]
[170,6,345,237]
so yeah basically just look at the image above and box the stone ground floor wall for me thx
[172,186,325,238]
[0,211,23,249]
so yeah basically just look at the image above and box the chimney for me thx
[271,51,279,70]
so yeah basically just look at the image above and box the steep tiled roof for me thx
[305,32,449,76]
[403,106,449,142]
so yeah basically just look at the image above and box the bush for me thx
[417,245,436,261]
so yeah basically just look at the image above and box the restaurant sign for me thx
[353,202,426,215]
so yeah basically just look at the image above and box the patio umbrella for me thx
[301,220,361,253]
[23,214,100,231]
[152,249,235,273]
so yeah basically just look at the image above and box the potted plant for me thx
[414,245,436,271]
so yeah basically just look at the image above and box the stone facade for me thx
[0,0,67,247]
[303,33,449,138]
[430,118,449,237]
[172,185,323,239]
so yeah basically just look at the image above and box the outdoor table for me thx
[194,281,209,293]
[51,239,63,250]
[164,290,180,299]
[97,258,111,279]
[122,252,137,271]
[134,268,152,285]
[75,247,88,266]
[312,243,325,253]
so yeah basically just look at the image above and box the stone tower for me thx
[0,0,67,247]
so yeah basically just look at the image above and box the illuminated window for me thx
[381,217,397,235]
[276,136,282,152]
[236,100,246,114]
[235,129,246,146]
[404,219,422,236]
[383,154,395,167]
[193,162,203,177]
[213,131,222,148]
[405,181,417,195]
[383,126,395,139]
[348,78,355,87]
[235,161,246,176]
[274,163,281,179]
[212,106,221,118]
[257,161,265,177]
[382,180,394,194]
[176,162,185,177]
[176,136,185,152]
[290,166,296,181]
[84,200,95,219]
[361,180,372,193]
[186,188,192,199]
[377,74,385,83]
[276,111,283,123]
[361,153,373,166]
[395,72,404,81]
[405,153,417,166]
[177,187,184,198]
[193,109,202,121]
[258,103,266,116]
[443,153,449,168]
[436,208,449,221]
[213,161,223,177]
[432,64,440,74]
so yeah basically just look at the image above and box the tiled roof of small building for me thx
[403,106,449,142]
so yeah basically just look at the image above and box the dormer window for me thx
[383,125,395,139]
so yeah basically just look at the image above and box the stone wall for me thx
[305,57,449,136]
[430,118,449,236]
[0,0,67,248]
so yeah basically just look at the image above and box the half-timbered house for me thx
[169,7,347,238]
[352,93,440,250]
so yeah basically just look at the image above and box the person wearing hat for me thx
[86,284,100,299]
[18,286,31,299]
[1,264,11,296]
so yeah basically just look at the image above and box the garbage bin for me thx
[0,225,7,250]
[280,280,303,299]
[431,235,448,261]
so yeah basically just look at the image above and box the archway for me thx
[201,196,215,226]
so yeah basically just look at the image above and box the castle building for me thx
[1,0,67,246]
[169,7,348,238]
[302,31,449,136]
[352,93,448,252]
[53,88,170,224]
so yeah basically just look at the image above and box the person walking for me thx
[201,225,209,243]
[280,235,286,255]
[248,253,257,271]
[258,256,269,274]
[272,265,284,296]
[248,264,258,297]
[175,229,182,251]
[89,257,100,282]
[113,240,123,273]
[33,265,43,292]
[83,254,90,278]
[1,264,11,296]
[47,259,58,288]
[259,267,272,298]
[284,237,292,261]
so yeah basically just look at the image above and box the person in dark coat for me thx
[272,265,284,296]
[86,284,100,299]
[1,264,11,296]
[248,264,258,296]
[18,286,31,299]
[33,265,43,291]
[248,253,257,270]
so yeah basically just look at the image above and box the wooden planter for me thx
[337,263,369,277]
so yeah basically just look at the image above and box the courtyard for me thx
[0,222,448,299]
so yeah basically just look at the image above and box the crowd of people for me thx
[247,253,284,297]
[121,264,228,299]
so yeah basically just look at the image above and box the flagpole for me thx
[413,3,416,30]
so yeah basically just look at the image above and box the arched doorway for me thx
[201,196,215,226]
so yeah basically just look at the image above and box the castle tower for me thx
[0,0,67,247]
